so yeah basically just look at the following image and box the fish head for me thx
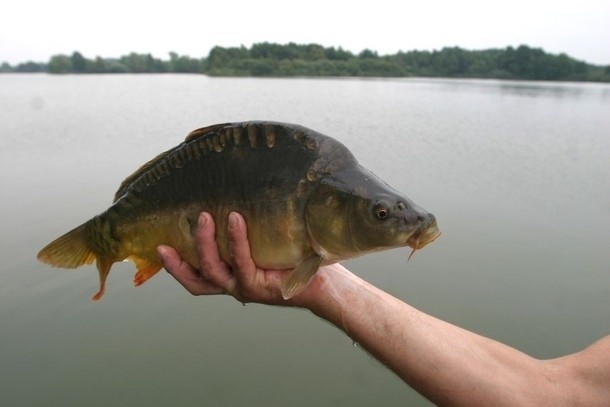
[353,191,440,253]
[305,165,440,260]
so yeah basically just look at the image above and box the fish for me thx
[37,121,440,300]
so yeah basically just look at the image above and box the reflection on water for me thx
[498,80,605,98]
[1,74,609,407]
[406,77,607,99]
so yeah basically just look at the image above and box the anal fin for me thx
[130,256,162,287]
[281,254,323,300]
[92,257,113,301]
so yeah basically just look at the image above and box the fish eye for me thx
[374,204,389,220]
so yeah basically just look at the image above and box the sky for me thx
[1,0,609,66]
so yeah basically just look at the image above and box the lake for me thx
[1,74,609,406]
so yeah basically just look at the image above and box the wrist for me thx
[290,264,358,325]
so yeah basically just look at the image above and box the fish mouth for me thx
[406,222,441,260]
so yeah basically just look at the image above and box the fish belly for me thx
[117,201,314,272]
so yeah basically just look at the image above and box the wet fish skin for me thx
[37,121,440,300]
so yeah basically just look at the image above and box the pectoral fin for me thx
[130,256,163,287]
[281,254,323,300]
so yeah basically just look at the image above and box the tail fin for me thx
[38,223,112,301]
[37,223,96,268]
[38,222,161,301]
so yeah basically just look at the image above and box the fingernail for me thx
[199,212,208,227]
[156,246,168,263]
[228,212,238,229]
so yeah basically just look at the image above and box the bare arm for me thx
[158,212,610,407]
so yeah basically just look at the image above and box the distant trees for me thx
[8,61,46,72]
[495,45,589,80]
[1,43,608,82]
[43,51,204,74]
[71,52,87,73]
[203,43,607,81]
[48,55,72,73]
[389,45,600,81]
[204,42,408,77]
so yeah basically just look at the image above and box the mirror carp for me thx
[38,121,440,300]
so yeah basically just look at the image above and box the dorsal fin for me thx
[184,122,232,143]
[113,148,174,202]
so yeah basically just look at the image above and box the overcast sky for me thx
[2,0,609,65]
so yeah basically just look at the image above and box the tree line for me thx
[2,43,609,82]
[0,51,203,74]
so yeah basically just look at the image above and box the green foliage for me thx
[205,43,608,81]
[170,52,204,73]
[87,56,107,73]
[40,51,199,74]
[358,49,378,59]
[206,43,405,77]
[2,43,608,82]
[13,61,46,72]
[71,51,87,73]
[496,46,589,80]
[48,54,72,73]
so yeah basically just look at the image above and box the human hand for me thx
[157,211,333,306]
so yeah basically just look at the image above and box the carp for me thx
[38,121,440,300]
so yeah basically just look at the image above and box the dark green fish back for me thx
[112,121,357,213]
[113,122,234,202]
[113,148,175,202]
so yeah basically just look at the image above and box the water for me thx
[1,74,609,406]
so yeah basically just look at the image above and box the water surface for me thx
[1,74,609,406]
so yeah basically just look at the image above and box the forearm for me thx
[302,266,565,406]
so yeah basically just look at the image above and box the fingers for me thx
[227,212,258,280]
[195,212,235,291]
[158,245,223,295]
[162,211,303,304]
[157,245,189,277]
[194,212,221,272]
[225,212,287,303]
